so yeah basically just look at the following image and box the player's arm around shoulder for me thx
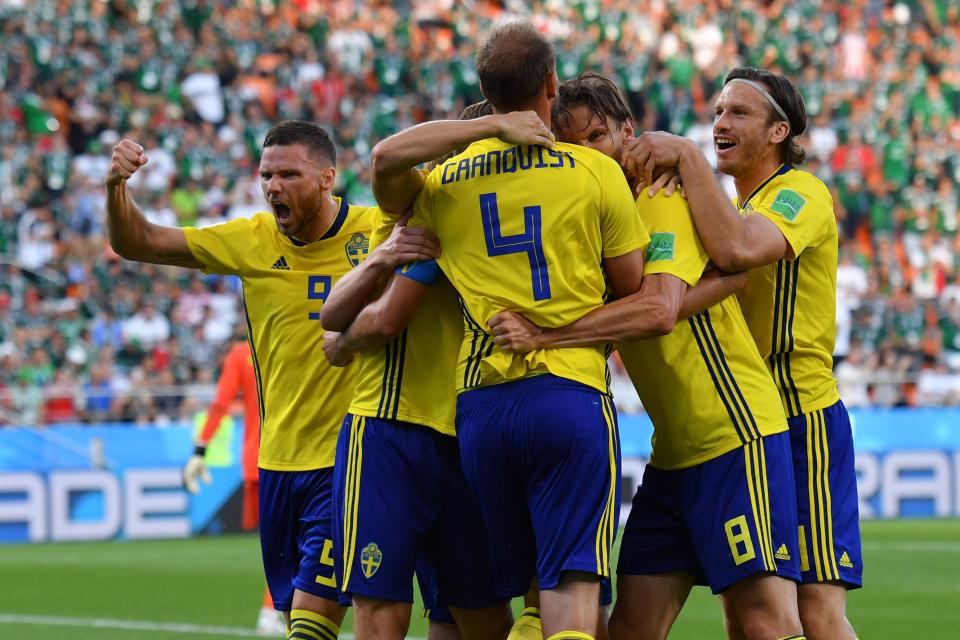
[488,269,686,354]
[320,211,440,332]
[105,139,203,268]
[626,133,789,272]
[371,111,555,213]
[325,263,436,366]
[678,268,749,320]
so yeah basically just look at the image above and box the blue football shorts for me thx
[333,414,503,610]
[259,467,346,611]
[455,374,621,599]
[618,431,801,594]
[788,399,863,588]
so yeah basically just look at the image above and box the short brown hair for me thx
[725,67,807,166]
[263,120,336,165]
[554,72,633,135]
[476,21,556,112]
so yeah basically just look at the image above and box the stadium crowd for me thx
[1,0,960,425]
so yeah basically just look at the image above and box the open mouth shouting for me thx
[271,201,292,225]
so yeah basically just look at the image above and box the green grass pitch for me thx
[1,519,958,639]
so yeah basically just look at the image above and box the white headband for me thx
[726,78,791,126]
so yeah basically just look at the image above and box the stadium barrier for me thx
[2,407,960,543]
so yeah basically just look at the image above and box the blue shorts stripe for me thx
[806,410,827,580]
[816,409,840,580]
[813,411,836,580]
[701,311,762,440]
[789,400,862,587]
[813,411,838,580]
[744,441,773,571]
[340,415,355,589]
[595,396,617,577]
[342,416,366,591]
[757,439,776,571]
[819,410,840,579]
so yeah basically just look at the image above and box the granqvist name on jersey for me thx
[441,144,576,185]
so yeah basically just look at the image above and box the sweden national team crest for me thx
[360,542,383,578]
[345,232,369,267]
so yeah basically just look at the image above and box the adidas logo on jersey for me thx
[839,551,854,568]
[775,544,791,561]
[271,256,290,270]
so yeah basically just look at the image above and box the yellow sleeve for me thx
[368,207,399,250]
[183,216,260,276]
[637,193,709,287]
[753,180,833,257]
[598,156,648,258]
[408,168,438,232]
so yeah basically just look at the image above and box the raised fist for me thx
[105,139,149,187]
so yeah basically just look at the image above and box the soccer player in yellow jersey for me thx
[490,73,806,640]
[623,68,861,640]
[319,106,554,640]
[104,121,439,640]
[399,23,651,640]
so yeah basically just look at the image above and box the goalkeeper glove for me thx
[182,445,212,494]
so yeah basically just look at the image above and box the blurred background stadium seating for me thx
[2,0,960,426]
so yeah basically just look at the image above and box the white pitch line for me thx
[0,613,428,639]
[862,541,960,553]
[0,614,262,637]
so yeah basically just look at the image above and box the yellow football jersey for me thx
[617,192,787,470]
[736,165,840,418]
[348,209,460,435]
[184,198,374,471]
[411,139,648,394]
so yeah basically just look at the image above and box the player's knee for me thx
[737,609,802,640]
[290,589,346,625]
[797,608,853,640]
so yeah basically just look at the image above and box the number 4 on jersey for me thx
[479,192,552,301]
